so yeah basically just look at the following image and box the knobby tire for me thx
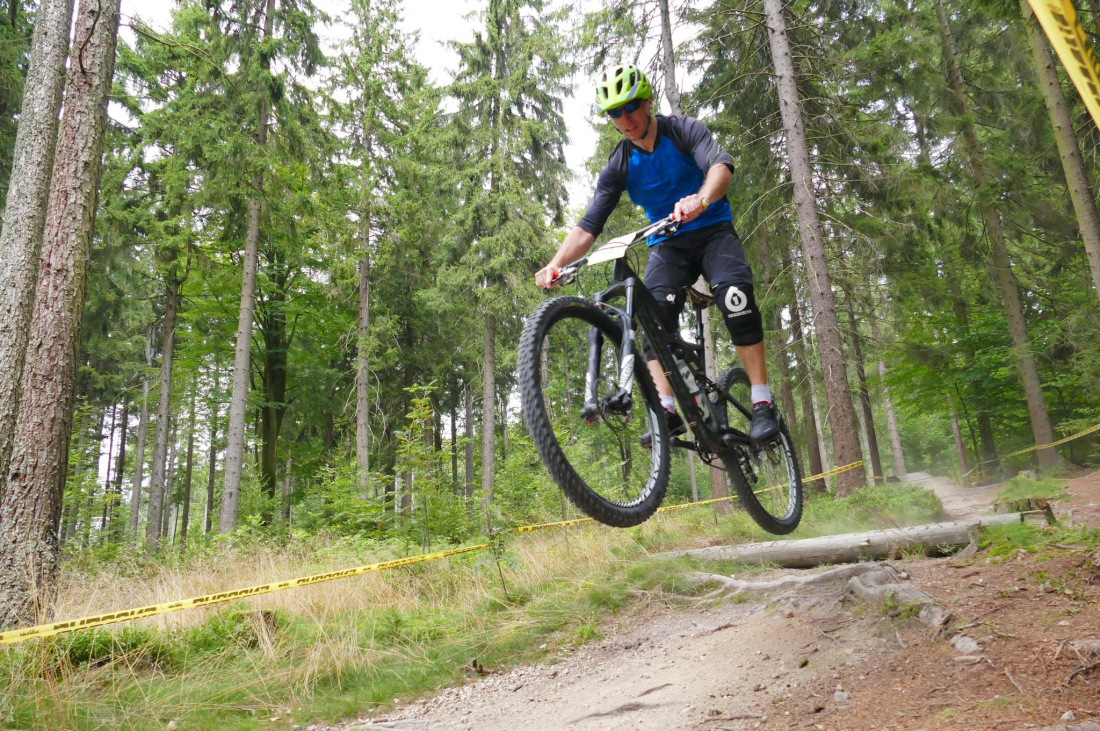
[519,296,670,527]
[717,367,804,534]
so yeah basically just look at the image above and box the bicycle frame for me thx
[579,239,754,459]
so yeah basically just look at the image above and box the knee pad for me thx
[714,283,764,346]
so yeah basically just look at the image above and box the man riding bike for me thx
[535,63,779,445]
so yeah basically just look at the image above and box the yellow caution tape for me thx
[0,459,868,647]
[0,544,488,647]
[963,420,1100,478]
[655,460,865,512]
[1027,0,1100,129]
[514,516,595,532]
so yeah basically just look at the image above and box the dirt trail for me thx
[318,472,1100,731]
[901,471,1003,520]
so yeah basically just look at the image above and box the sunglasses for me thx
[606,99,643,119]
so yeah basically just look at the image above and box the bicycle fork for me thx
[581,326,638,422]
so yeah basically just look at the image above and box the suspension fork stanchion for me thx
[614,280,638,398]
[581,325,604,420]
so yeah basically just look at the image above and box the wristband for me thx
[700,196,709,210]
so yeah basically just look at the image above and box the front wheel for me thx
[518,296,670,527]
[717,367,804,534]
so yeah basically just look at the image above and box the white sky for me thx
[118,0,602,213]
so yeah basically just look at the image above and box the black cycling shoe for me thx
[640,409,686,449]
[749,401,780,443]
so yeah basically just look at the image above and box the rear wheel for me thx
[519,296,669,527]
[717,367,803,534]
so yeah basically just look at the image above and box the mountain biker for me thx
[535,63,779,445]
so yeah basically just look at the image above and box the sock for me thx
[660,395,676,412]
[751,384,773,405]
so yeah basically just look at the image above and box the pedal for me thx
[671,437,696,451]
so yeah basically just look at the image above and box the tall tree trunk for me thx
[178,385,196,554]
[110,400,128,541]
[162,415,177,541]
[221,0,277,533]
[1020,0,1100,297]
[846,297,883,482]
[951,408,969,483]
[934,0,1060,470]
[760,228,798,444]
[450,398,458,490]
[0,0,74,501]
[259,271,288,519]
[280,455,293,524]
[356,226,372,493]
[129,327,154,537]
[145,278,179,550]
[763,0,864,494]
[657,0,682,115]
[464,384,475,503]
[785,251,825,491]
[82,407,107,546]
[868,304,906,478]
[0,0,120,629]
[99,403,118,535]
[205,393,218,535]
[481,313,496,509]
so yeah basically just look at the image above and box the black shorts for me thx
[643,221,753,308]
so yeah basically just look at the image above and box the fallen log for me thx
[661,512,1046,568]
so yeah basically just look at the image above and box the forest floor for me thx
[320,470,1100,731]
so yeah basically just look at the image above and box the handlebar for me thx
[548,217,681,287]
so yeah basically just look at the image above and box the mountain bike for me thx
[518,217,804,534]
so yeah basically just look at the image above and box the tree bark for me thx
[99,403,118,536]
[934,0,1060,471]
[668,512,1045,568]
[0,0,74,501]
[129,327,154,537]
[1019,0,1100,297]
[205,391,218,534]
[259,266,288,519]
[178,384,196,554]
[763,0,864,494]
[464,384,475,504]
[109,400,128,541]
[145,278,179,550]
[356,229,372,493]
[786,252,825,491]
[0,0,120,628]
[481,313,497,509]
[163,415,177,540]
[951,408,969,484]
[280,454,292,524]
[868,302,906,478]
[657,0,682,115]
[846,297,883,482]
[221,0,277,534]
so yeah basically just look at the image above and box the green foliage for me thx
[55,626,176,670]
[994,474,1071,509]
[796,483,946,537]
[980,521,1100,559]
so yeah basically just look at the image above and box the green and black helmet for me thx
[595,64,654,113]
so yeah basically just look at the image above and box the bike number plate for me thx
[587,239,631,265]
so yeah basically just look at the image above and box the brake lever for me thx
[550,260,583,287]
